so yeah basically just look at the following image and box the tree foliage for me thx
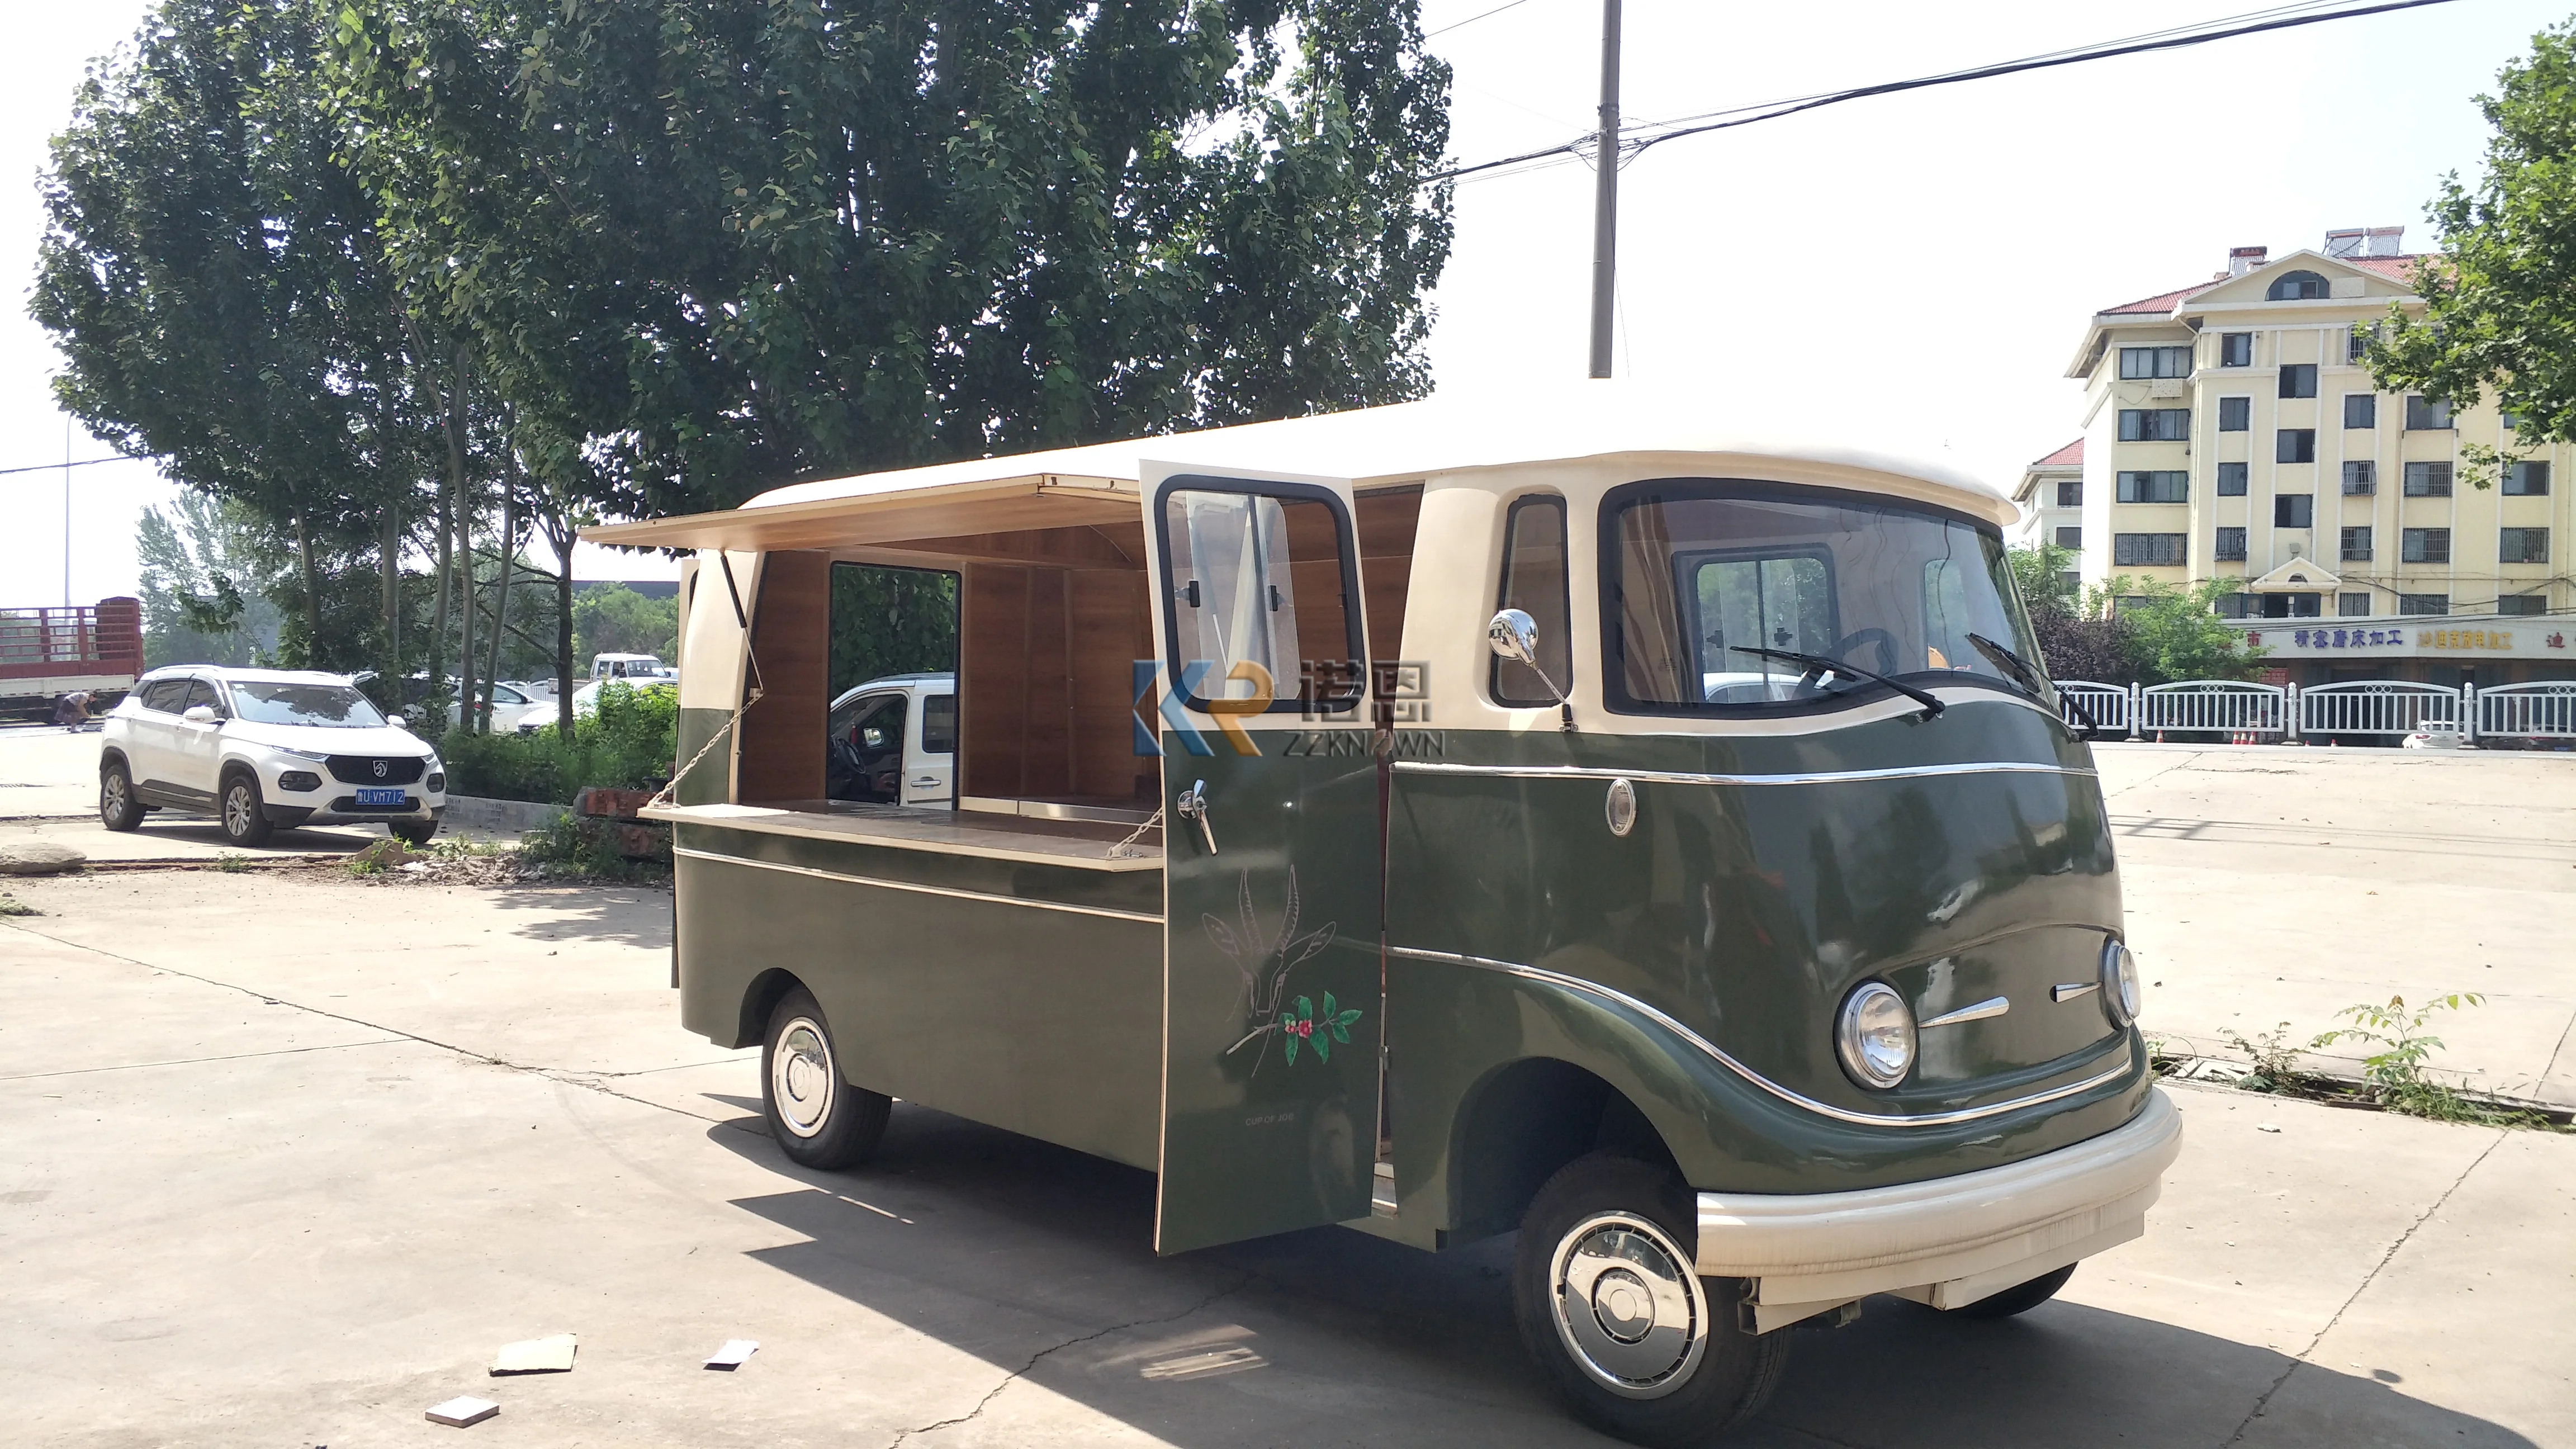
[133,493,284,667]
[2362,17,2576,481]
[2009,546,2269,685]
[827,565,958,698]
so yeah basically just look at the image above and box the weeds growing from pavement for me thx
[0,892,35,916]
[212,853,250,873]
[2312,994,2548,1125]
[518,812,669,883]
[2225,1021,2305,1093]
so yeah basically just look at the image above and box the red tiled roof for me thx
[2099,253,2440,315]
[2099,283,2217,316]
[2029,439,2083,468]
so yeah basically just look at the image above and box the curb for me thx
[442,794,572,837]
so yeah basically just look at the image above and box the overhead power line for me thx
[1427,0,2460,183]
[0,456,138,478]
[1426,0,1535,40]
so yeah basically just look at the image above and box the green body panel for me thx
[679,821,1161,920]
[672,827,1162,1170]
[1156,731,1386,1254]
[673,707,733,806]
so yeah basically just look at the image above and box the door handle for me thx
[1176,779,1216,854]
[910,776,940,788]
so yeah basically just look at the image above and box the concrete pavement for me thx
[3,868,2568,1448]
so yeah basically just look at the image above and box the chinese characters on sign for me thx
[2245,627,2560,652]
[2419,629,2516,651]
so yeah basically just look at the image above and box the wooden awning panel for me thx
[581,474,1137,553]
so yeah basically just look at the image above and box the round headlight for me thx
[1836,982,1916,1090]
[2099,938,2142,1027]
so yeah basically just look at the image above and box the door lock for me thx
[1176,779,1217,854]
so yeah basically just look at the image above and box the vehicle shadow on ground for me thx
[479,882,673,950]
[116,821,381,855]
[707,1105,2532,1449]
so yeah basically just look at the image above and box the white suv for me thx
[99,667,446,847]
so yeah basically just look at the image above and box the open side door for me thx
[1144,461,1385,1254]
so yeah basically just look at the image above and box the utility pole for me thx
[62,418,73,607]
[1587,0,1622,378]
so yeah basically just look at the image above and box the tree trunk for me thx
[481,434,519,731]
[447,349,477,735]
[292,507,320,668]
[554,522,576,738]
[378,375,402,691]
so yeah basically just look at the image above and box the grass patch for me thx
[0,893,36,916]
[434,684,676,805]
[2157,992,2567,1130]
[518,812,670,884]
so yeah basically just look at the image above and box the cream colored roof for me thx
[584,383,2014,551]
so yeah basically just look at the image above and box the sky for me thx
[2,0,2568,606]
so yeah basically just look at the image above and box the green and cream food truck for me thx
[588,391,2179,1447]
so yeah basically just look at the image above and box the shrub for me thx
[435,683,676,804]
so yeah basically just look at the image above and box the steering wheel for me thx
[1830,627,1899,676]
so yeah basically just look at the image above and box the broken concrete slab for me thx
[490,1332,576,1375]
[0,841,83,875]
[424,1396,499,1427]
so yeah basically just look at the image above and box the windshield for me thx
[1604,481,2047,712]
[226,681,389,728]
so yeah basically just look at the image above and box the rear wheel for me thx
[219,772,272,848]
[99,759,143,832]
[1514,1153,1790,1448]
[1942,1263,2076,1320]
[761,987,890,1171]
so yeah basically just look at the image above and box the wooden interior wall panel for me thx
[1022,569,1073,798]
[1357,489,1422,664]
[960,564,1032,799]
[737,550,830,803]
[1068,570,1155,801]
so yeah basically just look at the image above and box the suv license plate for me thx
[354,788,408,808]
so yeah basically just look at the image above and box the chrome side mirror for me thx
[182,705,217,724]
[1486,608,1575,730]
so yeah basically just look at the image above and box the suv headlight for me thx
[2099,939,2143,1027]
[1836,981,1916,1090]
[272,745,330,763]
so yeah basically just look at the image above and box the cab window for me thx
[140,679,190,713]
[826,693,909,803]
[921,693,958,755]
[1492,495,1571,707]
[182,679,226,717]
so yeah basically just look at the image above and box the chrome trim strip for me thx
[2052,982,2101,1003]
[1917,996,2010,1029]
[674,846,1164,924]
[1386,945,2130,1128]
[1390,760,2095,788]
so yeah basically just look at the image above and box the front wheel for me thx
[219,773,273,847]
[760,987,890,1171]
[1941,1263,2075,1320]
[100,759,143,832]
[1514,1153,1790,1448]
[391,821,437,847]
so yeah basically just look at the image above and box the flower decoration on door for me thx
[1207,867,1352,1071]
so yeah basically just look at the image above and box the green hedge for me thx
[435,683,677,804]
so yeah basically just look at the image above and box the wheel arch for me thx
[98,745,132,775]
[1446,1055,1684,1244]
[735,967,809,1052]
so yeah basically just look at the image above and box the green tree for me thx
[2361,18,2576,483]
[332,0,1456,519]
[2086,577,2267,684]
[571,584,679,667]
[34,0,428,669]
[828,565,959,698]
[132,492,285,667]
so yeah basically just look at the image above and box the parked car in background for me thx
[98,666,444,847]
[446,679,553,734]
[591,652,672,680]
[825,673,956,805]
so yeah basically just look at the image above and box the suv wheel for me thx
[100,758,144,832]
[219,771,273,848]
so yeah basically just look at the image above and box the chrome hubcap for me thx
[1549,1212,1708,1399]
[224,786,254,835]
[770,1018,835,1138]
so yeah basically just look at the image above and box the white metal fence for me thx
[2054,680,2130,736]
[2475,681,2576,739]
[2139,681,2286,736]
[2295,681,2461,737]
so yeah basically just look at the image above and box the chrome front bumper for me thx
[1696,1088,2183,1332]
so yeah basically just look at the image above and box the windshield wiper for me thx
[1732,646,1944,721]
[1966,632,2096,740]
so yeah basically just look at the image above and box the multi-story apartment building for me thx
[2012,439,2083,591]
[2064,230,2574,685]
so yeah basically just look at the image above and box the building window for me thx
[2341,527,2373,561]
[2404,395,2453,430]
[2503,410,2524,430]
[2501,527,2551,564]
[2343,394,2376,428]
[2116,470,2188,503]
[2276,429,2317,463]
[2058,570,2081,594]
[2403,461,2454,497]
[2119,345,2193,379]
[2219,332,2254,367]
[2348,325,2377,362]
[2342,460,2376,495]
[2275,494,2314,528]
[2217,462,2249,496]
[2218,396,2250,431]
[2055,478,2083,506]
[2214,592,2252,618]
[2497,594,2547,617]
[2215,527,2247,561]
[2055,525,2082,550]
[2258,593,2323,619]
[2338,591,2374,618]
[2113,533,2188,566]
[2398,593,2450,617]
[2279,364,2318,399]
[2119,408,2191,442]
[2268,270,2331,300]
[2401,527,2451,564]
[2504,460,2550,496]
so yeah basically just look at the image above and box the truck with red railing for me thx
[1,599,144,721]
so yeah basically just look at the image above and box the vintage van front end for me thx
[594,392,2179,1449]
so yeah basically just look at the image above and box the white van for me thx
[825,673,955,806]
